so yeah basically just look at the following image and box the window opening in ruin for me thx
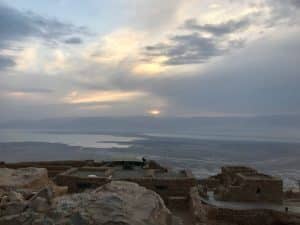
[256,187,261,195]
[155,185,168,191]
[77,182,93,190]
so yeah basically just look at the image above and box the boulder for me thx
[0,181,173,225]
[0,201,27,217]
[50,181,172,225]
[0,211,49,225]
[0,190,27,217]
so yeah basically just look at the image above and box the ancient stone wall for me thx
[221,166,257,185]
[206,205,300,225]
[217,176,283,203]
[189,187,300,225]
[213,166,284,203]
[56,175,109,192]
[4,160,98,177]
[55,168,110,192]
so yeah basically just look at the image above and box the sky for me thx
[0,0,300,121]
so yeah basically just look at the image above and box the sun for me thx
[148,109,161,116]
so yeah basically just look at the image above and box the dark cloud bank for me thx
[144,15,251,65]
[0,2,85,69]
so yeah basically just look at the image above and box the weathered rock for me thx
[30,197,50,213]
[0,211,49,225]
[0,190,27,217]
[0,168,49,190]
[0,201,27,217]
[0,172,60,218]
[17,189,37,200]
[50,181,172,225]
[50,184,68,197]
[7,191,24,202]
[1,181,173,225]
[34,187,53,204]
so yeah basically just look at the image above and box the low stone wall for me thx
[56,175,109,192]
[206,205,300,225]
[220,177,283,203]
[55,168,110,192]
[4,160,99,177]
[4,160,94,168]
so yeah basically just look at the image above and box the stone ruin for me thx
[0,161,299,225]
[213,166,283,203]
[54,160,196,209]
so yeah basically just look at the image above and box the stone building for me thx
[214,166,283,203]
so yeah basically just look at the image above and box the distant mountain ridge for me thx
[1,115,300,133]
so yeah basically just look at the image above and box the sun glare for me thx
[132,63,165,75]
[148,109,161,116]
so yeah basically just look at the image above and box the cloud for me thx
[278,0,300,8]
[267,0,300,26]
[142,10,259,66]
[5,88,53,94]
[0,0,300,120]
[0,3,87,44]
[143,31,300,115]
[128,0,184,30]
[290,0,300,8]
[0,2,89,72]
[87,29,143,63]
[63,90,147,105]
[81,28,300,116]
[143,0,300,67]
[145,32,243,65]
[64,37,83,44]
[0,55,15,69]
[182,17,251,36]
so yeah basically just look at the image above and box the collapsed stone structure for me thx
[190,187,300,225]
[213,166,283,203]
[195,166,300,225]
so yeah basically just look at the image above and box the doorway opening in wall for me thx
[256,187,261,195]
[77,182,95,190]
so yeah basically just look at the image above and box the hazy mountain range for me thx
[1,115,300,141]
